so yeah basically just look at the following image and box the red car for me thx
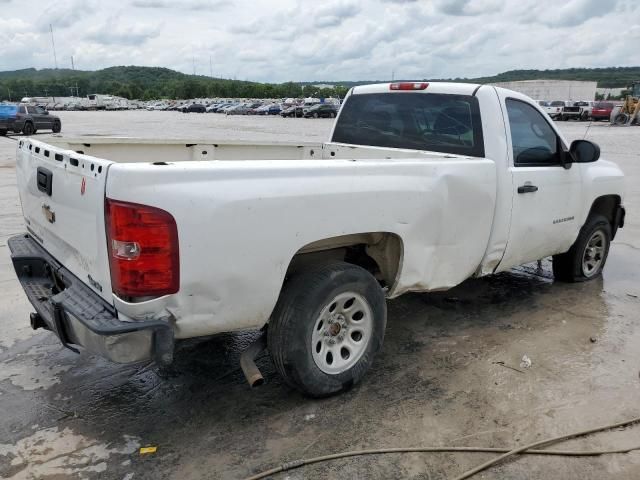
[591,102,615,121]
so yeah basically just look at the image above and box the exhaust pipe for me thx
[240,334,267,387]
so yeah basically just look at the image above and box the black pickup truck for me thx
[0,104,62,136]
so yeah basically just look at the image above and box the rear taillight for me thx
[390,82,429,91]
[105,198,179,298]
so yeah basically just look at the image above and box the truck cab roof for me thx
[352,82,482,96]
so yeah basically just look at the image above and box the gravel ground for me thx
[0,112,639,480]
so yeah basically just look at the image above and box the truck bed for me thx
[45,136,478,163]
[18,135,497,338]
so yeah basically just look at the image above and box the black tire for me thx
[22,122,34,136]
[52,121,61,133]
[329,112,335,118]
[313,112,319,118]
[553,215,611,282]
[0,129,6,136]
[613,113,629,125]
[268,262,386,397]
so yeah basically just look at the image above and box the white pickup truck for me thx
[10,82,625,397]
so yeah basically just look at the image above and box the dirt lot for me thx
[1,112,639,480]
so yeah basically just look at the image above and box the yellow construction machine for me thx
[612,81,640,125]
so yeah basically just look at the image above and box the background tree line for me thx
[0,66,349,101]
[0,65,638,102]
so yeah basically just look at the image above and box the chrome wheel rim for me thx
[582,230,606,277]
[311,292,372,375]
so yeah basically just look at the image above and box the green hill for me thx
[1,65,638,101]
[0,66,319,101]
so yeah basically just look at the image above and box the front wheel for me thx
[313,112,319,118]
[553,215,611,282]
[52,121,61,133]
[268,262,386,397]
[22,122,34,135]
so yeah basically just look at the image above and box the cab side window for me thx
[27,106,37,114]
[506,98,561,166]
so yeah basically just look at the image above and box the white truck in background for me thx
[538,100,564,119]
[10,82,625,397]
[561,101,595,121]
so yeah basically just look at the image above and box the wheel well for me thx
[588,195,621,236]
[588,195,620,225]
[285,233,403,291]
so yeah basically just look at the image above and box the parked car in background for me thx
[182,103,206,113]
[0,104,62,135]
[267,104,282,115]
[538,100,563,120]
[226,103,261,115]
[281,105,305,117]
[218,104,236,114]
[226,104,250,115]
[248,104,266,115]
[561,101,594,121]
[304,104,338,118]
[591,102,615,121]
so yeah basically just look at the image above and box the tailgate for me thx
[16,138,115,301]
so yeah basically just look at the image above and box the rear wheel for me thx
[268,262,386,397]
[0,129,6,136]
[52,121,61,133]
[22,122,34,135]
[553,215,611,282]
[329,112,335,118]
[313,112,319,118]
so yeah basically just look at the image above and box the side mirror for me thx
[570,139,600,163]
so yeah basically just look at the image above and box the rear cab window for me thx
[332,92,485,157]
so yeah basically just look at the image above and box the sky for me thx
[1,0,639,83]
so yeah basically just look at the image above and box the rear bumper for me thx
[0,118,23,131]
[8,234,174,365]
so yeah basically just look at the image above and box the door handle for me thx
[517,184,538,194]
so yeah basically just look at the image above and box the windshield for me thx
[332,92,484,157]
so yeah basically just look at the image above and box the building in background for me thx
[488,80,597,101]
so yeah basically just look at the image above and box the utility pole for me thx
[209,55,213,78]
[71,56,75,70]
[50,24,58,69]
[391,69,395,81]
[192,57,196,76]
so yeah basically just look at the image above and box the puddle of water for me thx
[0,427,139,480]
[0,345,72,391]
